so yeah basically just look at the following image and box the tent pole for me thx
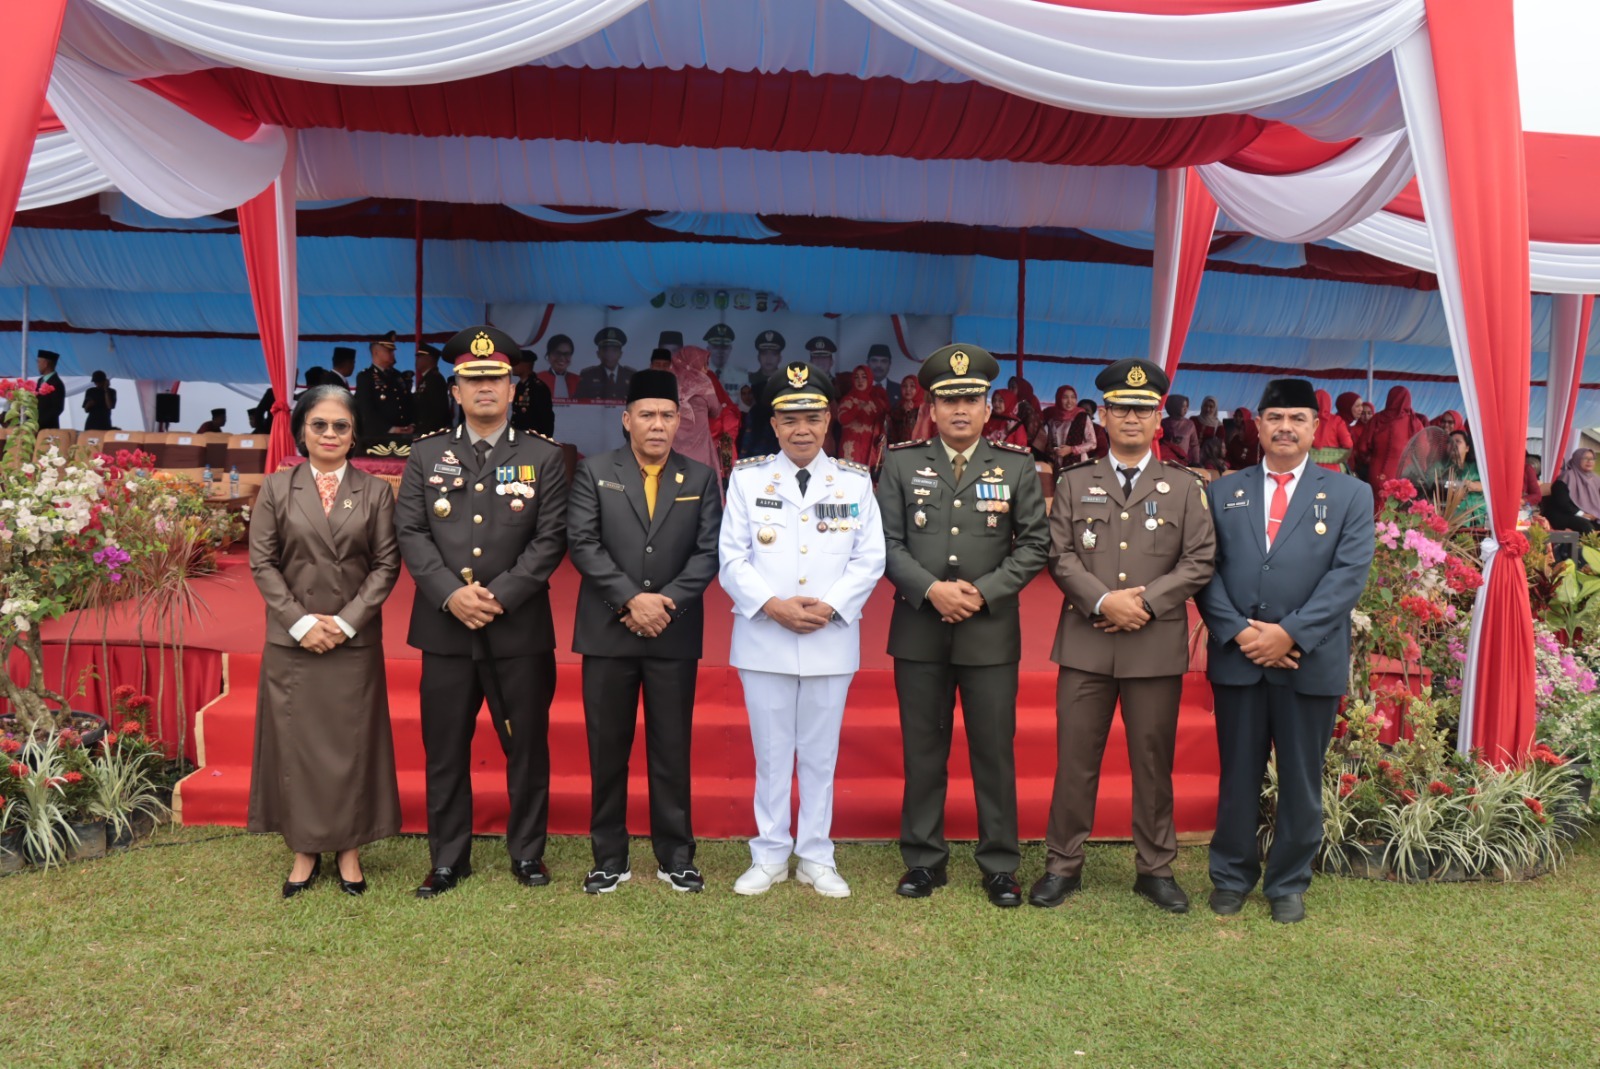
[1366,340,1375,401]
[414,200,424,352]
[1015,227,1027,381]
[19,284,28,377]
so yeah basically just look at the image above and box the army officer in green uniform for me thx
[876,344,1049,908]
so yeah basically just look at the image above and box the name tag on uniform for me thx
[756,497,783,509]
[1223,500,1251,509]
[597,480,625,492]
[1080,495,1107,504]
[911,476,939,488]
[434,464,462,476]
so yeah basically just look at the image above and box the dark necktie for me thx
[1118,465,1138,496]
[474,439,492,468]
[952,453,967,484]
[795,469,810,497]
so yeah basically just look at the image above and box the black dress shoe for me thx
[511,859,551,887]
[895,866,948,898]
[1133,874,1191,914]
[983,872,1023,908]
[282,855,322,899]
[1269,893,1306,924]
[338,876,367,896]
[1028,872,1082,908]
[1208,889,1246,916]
[415,864,471,899]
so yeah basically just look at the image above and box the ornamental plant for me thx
[1532,623,1600,781]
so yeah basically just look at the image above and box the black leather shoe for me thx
[895,866,948,898]
[1133,874,1191,914]
[511,859,551,887]
[983,872,1023,908]
[1028,873,1082,908]
[338,876,367,896]
[1208,889,1246,916]
[282,855,322,899]
[415,864,471,899]
[1269,893,1306,924]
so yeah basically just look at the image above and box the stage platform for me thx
[158,556,1220,843]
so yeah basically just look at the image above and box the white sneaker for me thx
[733,861,790,895]
[796,859,851,898]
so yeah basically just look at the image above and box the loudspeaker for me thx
[155,392,181,425]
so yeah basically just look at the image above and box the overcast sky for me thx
[1516,0,1600,135]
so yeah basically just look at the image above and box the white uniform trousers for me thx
[739,670,854,867]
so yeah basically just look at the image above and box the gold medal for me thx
[510,498,525,512]
[433,494,452,518]
[1082,527,1097,550]
[757,526,776,545]
[914,509,927,528]
[1315,521,1327,535]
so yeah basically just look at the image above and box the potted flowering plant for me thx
[1532,623,1600,805]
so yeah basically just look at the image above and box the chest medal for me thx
[433,490,452,518]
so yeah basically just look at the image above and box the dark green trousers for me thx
[894,659,1021,876]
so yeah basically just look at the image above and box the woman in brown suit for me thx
[248,385,402,897]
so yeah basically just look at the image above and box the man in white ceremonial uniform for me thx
[719,362,886,898]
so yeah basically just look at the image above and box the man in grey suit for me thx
[1196,378,1375,924]
[566,370,724,894]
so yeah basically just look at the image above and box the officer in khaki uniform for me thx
[877,344,1048,908]
[1030,357,1216,913]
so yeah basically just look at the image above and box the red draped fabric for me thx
[236,137,299,471]
[151,65,1271,169]
[1547,294,1594,480]
[1424,0,1535,763]
[0,0,67,265]
[1160,167,1219,379]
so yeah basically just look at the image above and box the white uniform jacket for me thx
[719,451,886,675]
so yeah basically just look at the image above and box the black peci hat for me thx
[1258,378,1319,413]
[627,368,680,406]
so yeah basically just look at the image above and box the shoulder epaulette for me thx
[413,428,450,442]
[834,457,870,474]
[1061,457,1098,472]
[994,440,1032,455]
[734,454,774,468]
[522,428,561,447]
[888,438,930,451]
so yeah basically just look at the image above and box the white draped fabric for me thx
[18,130,112,211]
[1543,293,1589,481]
[1337,209,1600,294]
[1199,128,1414,244]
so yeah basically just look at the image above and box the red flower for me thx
[0,738,19,755]
[1501,531,1531,559]
[1426,514,1449,536]
[125,696,154,713]
[1464,786,1479,796]
[1407,499,1436,518]
[120,720,144,736]
[1377,760,1392,772]
[1400,789,1419,804]
[64,771,83,784]
[1339,784,1354,798]
[1529,745,1566,767]
[1428,780,1454,797]
[8,762,28,778]
[58,729,82,749]
[0,794,6,809]
[1332,719,1349,739]
[113,684,137,703]
[102,732,120,748]
[1340,773,1359,786]
[1523,796,1545,816]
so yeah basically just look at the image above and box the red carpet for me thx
[170,559,1221,842]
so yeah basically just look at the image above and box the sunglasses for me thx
[308,419,354,436]
[1104,404,1158,420]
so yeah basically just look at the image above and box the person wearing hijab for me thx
[1075,399,1110,460]
[1357,386,1425,490]
[1438,430,1486,525]
[983,388,1030,448]
[837,365,891,468]
[1545,448,1600,535]
[1225,407,1261,470]
[1347,398,1375,479]
[888,374,926,446]
[1159,394,1199,465]
[1310,389,1355,472]
[1191,396,1223,445]
[1334,392,1360,426]
[1430,410,1464,436]
[668,346,725,484]
[1035,385,1082,469]
[1008,377,1044,443]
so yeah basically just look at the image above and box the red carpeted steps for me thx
[177,653,1220,841]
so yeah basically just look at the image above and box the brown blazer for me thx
[250,463,400,648]
[1047,456,1215,678]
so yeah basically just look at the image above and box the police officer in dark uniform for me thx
[705,323,738,388]
[355,330,415,455]
[35,350,66,430]
[512,349,556,437]
[412,342,452,437]
[396,325,570,898]
[1031,357,1216,914]
[804,335,838,379]
[577,326,634,400]
[876,344,1049,907]
[741,330,786,457]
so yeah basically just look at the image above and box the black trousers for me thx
[419,651,556,870]
[581,655,698,872]
[1210,681,1339,899]
[894,659,1020,876]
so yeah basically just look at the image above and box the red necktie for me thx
[1266,471,1293,547]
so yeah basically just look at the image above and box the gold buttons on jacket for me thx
[473,514,483,524]
[1118,572,1127,581]
[474,483,484,492]
[801,546,809,554]
[954,499,963,508]
[1120,541,1128,550]
[472,547,482,557]
[1120,511,1129,520]
[799,577,808,585]
[950,527,959,535]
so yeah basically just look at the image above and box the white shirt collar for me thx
[1111,451,1154,476]
[1262,454,1310,485]
[309,463,347,486]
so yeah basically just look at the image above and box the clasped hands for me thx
[621,592,677,638]
[928,580,984,624]
[297,614,350,654]
[1236,619,1300,670]
[1093,586,1150,633]
[447,583,504,630]
[763,596,836,634]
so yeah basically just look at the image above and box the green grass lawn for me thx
[9,827,1598,1068]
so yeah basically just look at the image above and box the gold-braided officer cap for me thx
[918,343,999,398]
[441,325,517,377]
[1096,357,1168,407]
[763,361,835,412]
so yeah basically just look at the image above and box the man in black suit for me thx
[412,343,452,437]
[35,350,65,430]
[355,331,415,455]
[1197,378,1375,924]
[512,350,555,438]
[395,325,569,898]
[577,326,634,400]
[329,346,356,390]
[566,369,723,894]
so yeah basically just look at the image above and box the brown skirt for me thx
[246,640,402,853]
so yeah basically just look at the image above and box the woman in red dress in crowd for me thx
[1191,395,1223,445]
[836,365,890,468]
[1358,385,1426,488]
[1224,407,1262,470]
[1310,389,1355,472]
[888,374,926,446]
[983,388,1031,448]
[1159,394,1199,465]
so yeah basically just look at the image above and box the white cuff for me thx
[333,616,356,639]
[288,615,318,641]
[1093,593,1108,615]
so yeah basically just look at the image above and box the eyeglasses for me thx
[1103,404,1158,421]
[308,419,353,436]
